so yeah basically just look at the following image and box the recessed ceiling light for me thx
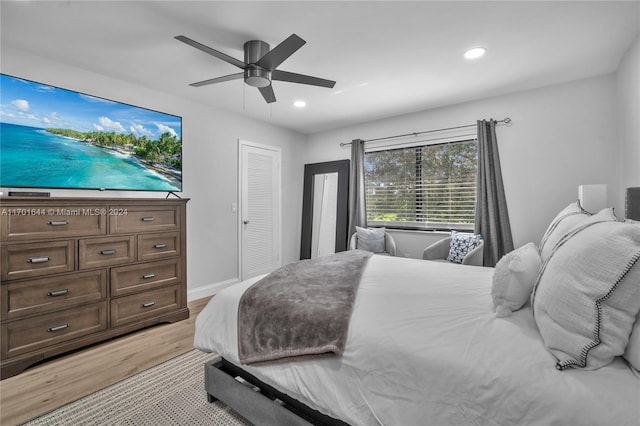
[464,47,487,60]
[293,100,306,108]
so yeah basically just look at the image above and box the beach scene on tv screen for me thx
[0,74,182,192]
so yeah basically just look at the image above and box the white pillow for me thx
[532,212,640,370]
[623,221,640,372]
[623,314,640,371]
[491,243,542,317]
[355,226,386,253]
[539,201,590,262]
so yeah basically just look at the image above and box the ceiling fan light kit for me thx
[176,33,336,104]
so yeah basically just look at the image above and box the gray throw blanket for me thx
[237,250,372,364]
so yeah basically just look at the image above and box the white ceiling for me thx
[1,1,638,134]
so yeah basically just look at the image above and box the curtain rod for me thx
[339,117,511,147]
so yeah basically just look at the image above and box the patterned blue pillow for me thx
[446,231,483,264]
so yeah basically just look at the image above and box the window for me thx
[365,139,477,230]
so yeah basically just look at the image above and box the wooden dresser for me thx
[0,197,189,379]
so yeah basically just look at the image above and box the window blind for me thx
[365,139,477,230]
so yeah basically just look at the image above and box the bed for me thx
[194,203,640,426]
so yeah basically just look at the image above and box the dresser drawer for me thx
[137,232,180,262]
[1,206,107,241]
[110,206,180,234]
[79,236,135,269]
[111,285,179,327]
[111,259,181,297]
[2,270,107,320]
[1,241,75,281]
[1,301,108,358]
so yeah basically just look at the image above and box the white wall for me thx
[1,47,307,300]
[3,39,636,293]
[305,74,620,252]
[616,34,640,213]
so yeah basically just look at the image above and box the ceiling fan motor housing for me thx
[244,40,271,88]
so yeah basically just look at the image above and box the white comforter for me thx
[194,255,640,426]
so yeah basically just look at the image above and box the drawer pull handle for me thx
[141,217,155,222]
[48,289,69,297]
[48,324,69,332]
[28,256,50,264]
[48,220,69,226]
[142,301,155,308]
[100,249,116,255]
[153,243,167,249]
[142,273,156,279]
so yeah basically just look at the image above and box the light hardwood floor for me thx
[0,296,212,426]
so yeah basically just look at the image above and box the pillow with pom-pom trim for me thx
[532,210,640,370]
[539,201,591,262]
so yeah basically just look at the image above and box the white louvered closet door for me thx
[239,140,281,280]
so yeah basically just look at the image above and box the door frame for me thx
[237,139,282,281]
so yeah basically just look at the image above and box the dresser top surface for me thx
[0,197,189,205]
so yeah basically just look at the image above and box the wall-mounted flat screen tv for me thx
[0,73,182,192]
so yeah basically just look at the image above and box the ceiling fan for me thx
[175,33,336,104]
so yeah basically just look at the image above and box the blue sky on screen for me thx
[0,74,181,140]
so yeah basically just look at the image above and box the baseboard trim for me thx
[187,277,239,301]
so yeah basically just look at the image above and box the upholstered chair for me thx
[422,236,484,266]
[349,231,397,256]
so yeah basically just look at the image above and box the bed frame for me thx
[205,356,350,426]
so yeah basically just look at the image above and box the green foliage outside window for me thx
[365,140,477,229]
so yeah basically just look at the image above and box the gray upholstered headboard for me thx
[626,187,640,220]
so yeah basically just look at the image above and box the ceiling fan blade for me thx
[189,72,244,87]
[175,35,246,69]
[259,85,276,103]
[272,70,336,88]
[256,34,306,71]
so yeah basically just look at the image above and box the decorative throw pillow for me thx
[491,242,542,317]
[623,315,640,371]
[355,226,386,253]
[539,200,591,262]
[623,213,640,371]
[446,231,483,264]
[532,213,640,370]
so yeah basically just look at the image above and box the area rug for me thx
[23,349,251,425]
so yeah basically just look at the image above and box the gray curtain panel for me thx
[348,139,367,239]
[475,119,514,266]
